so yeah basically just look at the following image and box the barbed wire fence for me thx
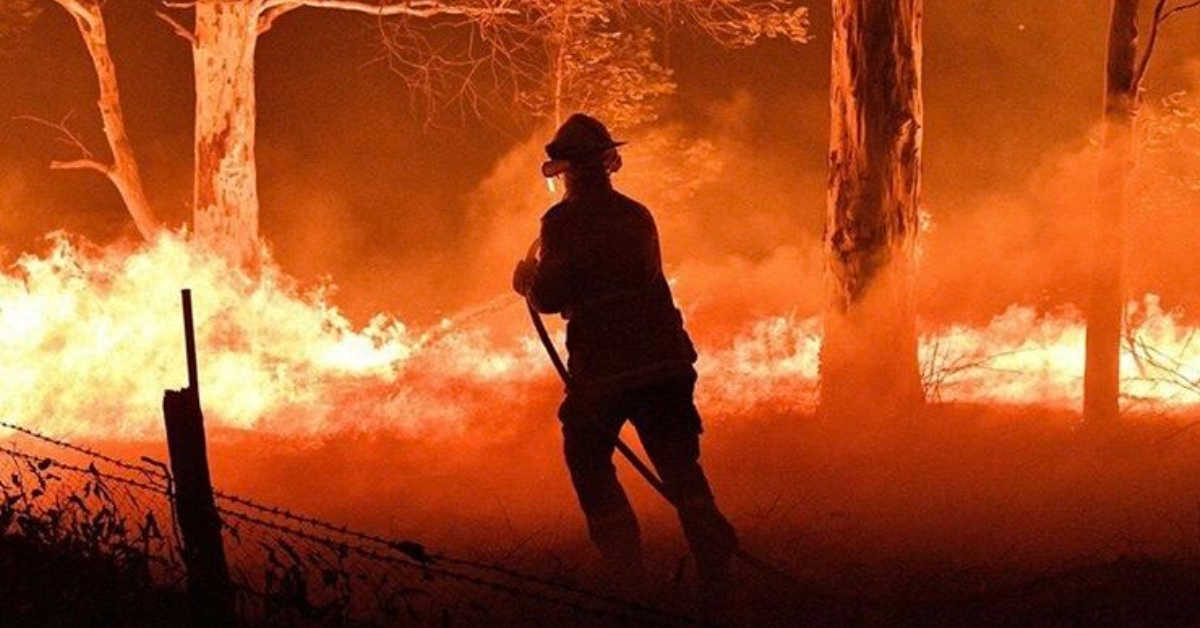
[0,427,188,625]
[0,420,695,627]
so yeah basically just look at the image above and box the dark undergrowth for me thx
[50,400,1200,625]
[717,553,1200,626]
[5,536,1200,626]
[0,534,188,627]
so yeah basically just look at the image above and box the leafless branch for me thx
[252,0,528,123]
[258,2,302,34]
[155,9,196,45]
[1127,333,1200,397]
[1135,0,1200,90]
[358,1,542,127]
[49,158,111,175]
[920,336,1041,402]
[14,113,96,160]
[633,0,810,48]
[1162,0,1200,22]
[47,0,92,25]
[15,113,114,176]
[260,0,518,19]
[34,0,161,239]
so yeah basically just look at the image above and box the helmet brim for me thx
[541,159,570,178]
[541,142,626,178]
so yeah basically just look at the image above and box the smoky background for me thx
[1,0,1198,339]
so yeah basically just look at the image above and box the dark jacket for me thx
[530,186,697,394]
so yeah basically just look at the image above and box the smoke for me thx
[455,92,825,346]
[918,79,1200,330]
[6,7,1200,607]
[0,168,24,264]
[2,63,1200,609]
[455,78,1200,349]
[4,72,1200,444]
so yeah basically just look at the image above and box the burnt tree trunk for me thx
[164,289,234,626]
[192,0,260,268]
[53,0,159,240]
[1084,0,1138,425]
[821,0,924,418]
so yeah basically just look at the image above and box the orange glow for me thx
[8,4,1200,623]
[3,233,1198,441]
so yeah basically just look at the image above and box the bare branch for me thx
[1135,0,1200,90]
[13,113,96,159]
[260,0,518,19]
[47,0,92,25]
[1162,0,1200,22]
[33,0,161,239]
[258,2,302,34]
[16,112,123,184]
[49,158,111,175]
[358,0,541,126]
[1135,0,1171,90]
[155,10,196,45]
[633,0,811,48]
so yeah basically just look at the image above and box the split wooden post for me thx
[163,289,235,625]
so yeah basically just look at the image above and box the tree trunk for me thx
[192,0,260,268]
[1084,0,1138,425]
[61,0,159,240]
[820,0,924,418]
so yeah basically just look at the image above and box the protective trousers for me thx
[559,375,736,584]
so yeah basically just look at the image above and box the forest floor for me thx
[79,398,1200,625]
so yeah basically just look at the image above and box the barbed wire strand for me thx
[0,445,168,495]
[0,444,187,584]
[0,423,696,625]
[0,421,168,481]
[211,488,694,623]
[215,505,691,627]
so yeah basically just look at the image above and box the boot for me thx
[587,508,645,583]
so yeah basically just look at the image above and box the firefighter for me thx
[512,113,737,591]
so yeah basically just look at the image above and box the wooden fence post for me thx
[163,289,235,625]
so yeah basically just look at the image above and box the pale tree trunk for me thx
[820,0,924,418]
[154,0,520,264]
[1084,0,1138,425]
[192,0,261,269]
[52,0,159,240]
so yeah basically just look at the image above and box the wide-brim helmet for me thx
[541,113,626,178]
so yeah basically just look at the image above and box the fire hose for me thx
[521,240,794,585]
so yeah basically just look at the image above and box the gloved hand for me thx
[512,259,536,297]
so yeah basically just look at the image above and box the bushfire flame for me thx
[1,233,1197,440]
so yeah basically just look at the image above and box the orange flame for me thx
[1,234,1197,440]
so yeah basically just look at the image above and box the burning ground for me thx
[5,229,1200,440]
